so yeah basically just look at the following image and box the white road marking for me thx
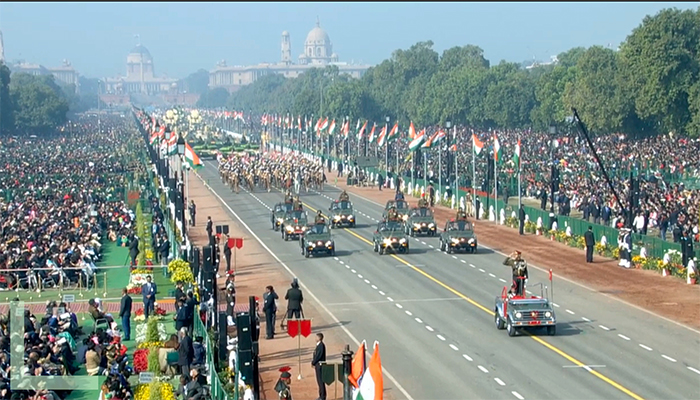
[351,269,356,273]
[499,278,507,283]
[339,261,344,265]
[333,257,339,261]
[463,354,473,361]
[565,309,575,315]
[386,297,394,302]
[371,285,378,289]
[599,325,610,331]
[552,303,560,307]
[425,326,434,332]
[405,310,413,316]
[452,255,458,259]
[639,344,653,351]
[421,242,426,245]
[429,245,434,248]
[364,279,371,284]
[688,367,700,375]
[460,260,466,263]
[618,334,631,341]
[494,378,506,386]
[581,317,591,322]
[449,344,459,351]
[512,391,524,400]
[662,355,677,362]
[415,318,423,323]
[478,269,485,273]
[378,291,386,295]
[436,335,446,341]
[345,265,350,269]
[489,273,496,278]
[357,274,363,279]
[396,303,403,309]
[469,263,476,268]
[478,365,489,373]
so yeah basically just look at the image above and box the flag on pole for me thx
[342,120,350,138]
[184,142,203,169]
[354,341,384,400]
[377,126,388,147]
[472,133,484,155]
[432,129,446,144]
[320,118,329,131]
[512,138,521,169]
[328,119,337,136]
[358,121,368,139]
[167,133,178,155]
[387,123,399,142]
[408,121,417,140]
[349,341,366,388]
[493,134,501,162]
[368,123,377,143]
[408,128,426,152]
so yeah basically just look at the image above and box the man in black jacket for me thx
[223,235,232,271]
[311,333,327,400]
[263,285,278,339]
[285,280,303,319]
[128,234,140,267]
[119,288,132,341]
[178,327,194,377]
[175,299,188,331]
[584,226,595,263]
[206,217,213,242]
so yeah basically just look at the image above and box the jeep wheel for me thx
[547,325,556,336]
[409,230,415,237]
[494,310,505,330]
[439,240,445,252]
[506,318,517,337]
[373,242,378,252]
[351,222,356,228]
[404,246,409,254]
[283,231,289,241]
[330,249,336,257]
[304,248,310,258]
[447,245,454,254]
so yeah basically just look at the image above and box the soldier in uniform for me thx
[456,207,467,221]
[285,191,293,204]
[275,371,293,400]
[503,251,529,297]
[417,195,428,208]
[395,191,405,201]
[293,196,302,211]
[314,210,326,224]
[387,207,399,221]
[339,190,350,202]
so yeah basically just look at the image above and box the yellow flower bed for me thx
[137,341,164,350]
[168,259,194,284]
[134,381,175,400]
[131,268,152,274]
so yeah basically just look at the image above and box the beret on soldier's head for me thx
[280,372,291,378]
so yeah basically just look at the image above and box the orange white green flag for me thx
[184,142,203,169]
[349,341,366,389]
[353,341,383,400]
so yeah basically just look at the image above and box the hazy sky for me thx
[1,2,696,79]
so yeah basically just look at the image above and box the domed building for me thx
[209,19,370,93]
[102,43,179,96]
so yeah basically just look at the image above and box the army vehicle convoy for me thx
[300,223,336,257]
[494,282,557,337]
[271,202,294,231]
[439,219,478,253]
[405,207,437,236]
[280,210,309,241]
[328,200,356,228]
[372,220,410,255]
[382,200,410,221]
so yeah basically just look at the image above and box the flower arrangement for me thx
[145,249,154,261]
[168,259,194,284]
[133,348,149,373]
[131,268,152,275]
[524,220,537,234]
[135,319,168,342]
[137,341,163,350]
[134,382,174,400]
[147,345,160,374]
[128,286,142,295]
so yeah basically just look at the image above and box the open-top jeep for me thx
[382,200,410,221]
[439,219,478,253]
[300,223,336,257]
[271,202,294,231]
[328,200,356,228]
[494,282,557,337]
[405,207,437,236]
[372,220,409,255]
[280,210,309,241]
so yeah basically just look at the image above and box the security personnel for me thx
[387,207,399,221]
[285,191,293,204]
[417,196,428,208]
[456,207,467,220]
[503,251,528,297]
[314,210,325,224]
[293,196,302,210]
[339,190,350,202]
[394,191,405,201]
[275,371,293,399]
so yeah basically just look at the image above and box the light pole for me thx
[385,116,390,186]
[549,124,558,215]
[177,134,187,245]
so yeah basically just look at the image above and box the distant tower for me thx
[0,29,5,63]
[281,31,291,65]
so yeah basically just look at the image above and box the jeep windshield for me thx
[410,208,433,217]
[285,211,306,221]
[307,224,329,235]
[509,300,550,311]
[379,222,402,232]
[447,221,473,232]
[332,201,352,211]
[276,204,293,213]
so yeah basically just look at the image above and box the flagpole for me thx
[454,126,458,203]
[494,143,498,218]
[518,133,522,215]
[424,152,428,197]
[439,145,442,202]
[472,137,476,217]
[384,123,388,187]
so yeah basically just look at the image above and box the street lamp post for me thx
[549,124,558,217]
[385,116,390,185]
[177,134,187,254]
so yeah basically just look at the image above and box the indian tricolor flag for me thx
[512,138,521,169]
[408,121,417,140]
[349,341,366,389]
[408,128,426,152]
[353,341,383,400]
[472,133,484,155]
[377,126,388,147]
[357,121,368,139]
[342,120,350,138]
[493,134,501,162]
[368,123,377,143]
[328,119,337,136]
[387,123,399,142]
[184,142,203,169]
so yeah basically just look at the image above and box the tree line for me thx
[0,63,102,135]
[219,7,699,138]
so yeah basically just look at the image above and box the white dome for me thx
[305,24,330,45]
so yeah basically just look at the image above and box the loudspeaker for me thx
[238,349,254,383]
[236,312,253,351]
[249,296,260,349]
[218,311,229,361]
[216,225,223,235]
[222,225,229,235]
[191,247,200,281]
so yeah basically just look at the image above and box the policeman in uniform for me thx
[503,251,529,297]
[314,210,325,225]
[456,207,467,221]
[339,190,350,202]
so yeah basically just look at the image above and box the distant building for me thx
[209,20,371,93]
[525,56,559,70]
[8,59,80,91]
[100,44,198,107]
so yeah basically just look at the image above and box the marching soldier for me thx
[456,207,467,221]
[503,251,529,297]
[339,190,350,202]
[314,210,325,224]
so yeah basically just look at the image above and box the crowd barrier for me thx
[194,313,235,400]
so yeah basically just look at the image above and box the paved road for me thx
[200,163,700,400]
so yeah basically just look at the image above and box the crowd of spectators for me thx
[328,126,699,242]
[0,114,146,400]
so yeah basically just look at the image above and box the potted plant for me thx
[690,272,697,285]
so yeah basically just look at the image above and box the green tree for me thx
[0,62,13,134]
[181,69,211,94]
[197,87,230,109]
[10,73,69,134]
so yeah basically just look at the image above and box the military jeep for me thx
[328,200,356,228]
[405,207,437,236]
[382,200,410,222]
[300,223,336,257]
[280,210,309,241]
[372,220,409,255]
[439,219,478,253]
[271,202,294,231]
[494,284,557,337]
